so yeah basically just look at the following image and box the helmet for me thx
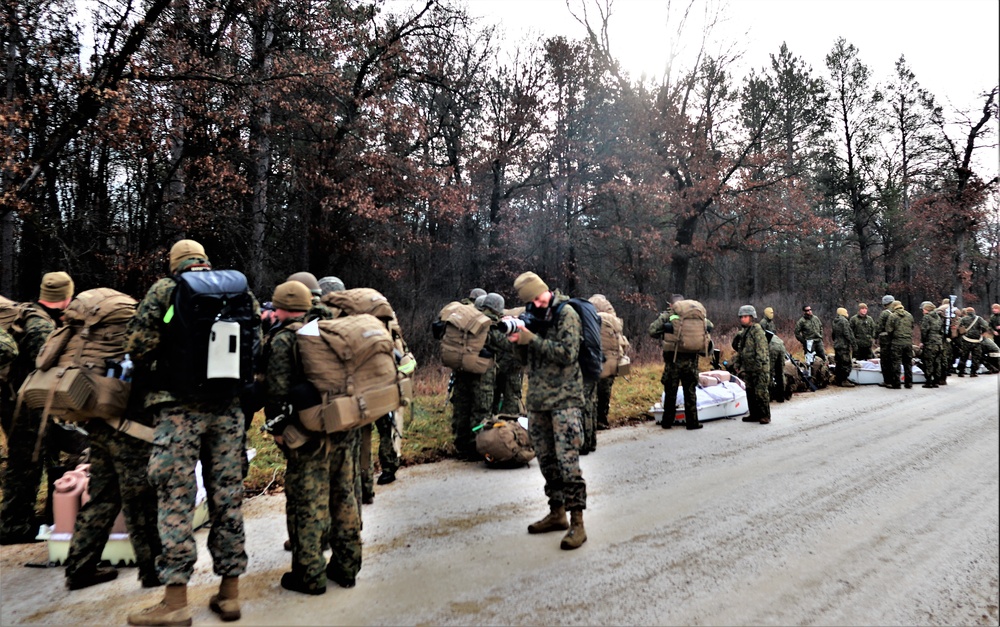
[483,293,505,315]
[738,305,757,317]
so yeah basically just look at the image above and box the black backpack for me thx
[554,298,605,382]
[163,270,258,399]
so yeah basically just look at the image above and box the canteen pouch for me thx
[207,320,242,379]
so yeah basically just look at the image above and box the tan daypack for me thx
[475,415,534,467]
[437,301,494,374]
[18,288,136,423]
[295,315,412,433]
[597,311,630,378]
[661,299,711,357]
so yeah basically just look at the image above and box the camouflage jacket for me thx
[832,315,856,352]
[262,318,307,435]
[958,314,989,341]
[732,323,769,374]
[518,291,584,411]
[0,327,18,370]
[885,309,914,347]
[4,303,58,390]
[920,310,944,347]
[794,314,823,345]
[483,309,514,363]
[126,264,262,407]
[758,316,776,333]
[849,313,876,349]
[876,308,893,339]
[990,313,1000,335]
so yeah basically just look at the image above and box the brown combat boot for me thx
[209,575,241,622]
[560,510,587,550]
[127,584,191,626]
[527,506,568,534]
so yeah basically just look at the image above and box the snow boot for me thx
[127,584,191,626]
[560,510,587,550]
[527,506,568,534]
[209,576,241,622]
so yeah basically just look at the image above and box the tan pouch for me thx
[89,376,130,420]
[19,367,96,419]
[616,355,631,377]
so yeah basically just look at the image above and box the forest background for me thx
[2,0,999,363]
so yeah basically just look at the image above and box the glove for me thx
[516,328,536,345]
[669,314,680,322]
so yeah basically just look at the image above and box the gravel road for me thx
[2,376,998,626]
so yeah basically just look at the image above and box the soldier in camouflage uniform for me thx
[850,303,876,360]
[589,295,629,434]
[990,304,1000,337]
[794,305,825,362]
[648,295,713,431]
[126,240,259,626]
[955,306,990,377]
[918,301,944,388]
[510,272,587,550]
[492,333,525,416]
[262,281,362,595]
[757,308,787,402]
[831,307,856,387]
[876,295,896,386]
[0,327,16,368]
[758,306,776,333]
[884,301,914,389]
[733,306,771,424]
[0,271,73,545]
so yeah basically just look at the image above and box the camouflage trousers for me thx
[581,380,598,452]
[743,370,771,422]
[833,348,852,383]
[65,421,161,581]
[528,407,586,511]
[147,400,247,585]
[284,428,362,590]
[661,354,699,426]
[595,377,614,428]
[880,342,896,385]
[938,339,953,382]
[492,364,524,415]
[359,413,400,499]
[955,338,983,375]
[768,346,786,401]
[921,343,943,383]
[855,344,875,360]
[451,368,496,457]
[891,344,913,387]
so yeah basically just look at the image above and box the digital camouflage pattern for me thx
[595,376,614,428]
[832,314,855,384]
[956,313,989,375]
[850,312,876,360]
[659,355,700,425]
[528,407,586,511]
[359,413,400,498]
[451,309,508,457]
[581,379,597,453]
[920,309,944,383]
[65,421,161,583]
[885,308,914,387]
[733,322,771,422]
[325,428,362,584]
[0,327,17,369]
[794,314,825,358]
[492,339,524,415]
[758,316,776,334]
[0,304,57,541]
[876,306,896,385]
[766,333,788,402]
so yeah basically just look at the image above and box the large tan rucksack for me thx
[436,301,494,374]
[295,315,413,433]
[321,287,396,321]
[597,311,630,378]
[475,415,534,467]
[18,288,136,423]
[661,299,711,357]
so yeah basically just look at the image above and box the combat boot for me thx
[127,584,191,626]
[209,575,241,622]
[560,510,587,550]
[527,506,568,534]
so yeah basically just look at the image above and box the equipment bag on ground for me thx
[475,415,534,467]
[295,315,413,433]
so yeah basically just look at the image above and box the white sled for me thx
[648,371,750,424]
[847,359,926,385]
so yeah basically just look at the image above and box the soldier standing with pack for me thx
[956,307,990,377]
[732,306,771,424]
[919,301,944,388]
[648,295,713,431]
[884,301,915,389]
[876,295,896,386]
[794,305,825,363]
[510,272,587,550]
[126,240,260,626]
[832,307,857,387]
[0,271,74,545]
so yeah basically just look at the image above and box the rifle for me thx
[786,352,817,392]
[711,348,722,370]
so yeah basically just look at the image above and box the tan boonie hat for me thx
[514,272,548,303]
[892,300,904,311]
[836,307,848,317]
[39,272,74,302]
[921,301,935,311]
[272,281,312,312]
[169,239,207,273]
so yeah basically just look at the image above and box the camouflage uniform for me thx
[764,330,787,402]
[885,306,914,388]
[648,310,714,428]
[794,313,825,361]
[64,419,161,585]
[450,310,506,459]
[492,344,524,415]
[125,263,257,585]
[876,307,895,385]
[0,303,58,543]
[758,316,776,334]
[831,313,856,385]
[733,322,771,423]
[359,413,399,500]
[595,377,614,428]
[919,309,944,385]
[518,292,586,512]
[581,380,597,453]
[956,313,990,376]
[0,327,17,368]
[850,312,877,360]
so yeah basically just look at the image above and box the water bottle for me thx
[119,354,134,383]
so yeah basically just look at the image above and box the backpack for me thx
[294,315,413,433]
[163,270,257,398]
[0,295,34,335]
[597,311,627,378]
[321,287,396,321]
[434,301,494,374]
[18,288,136,422]
[475,415,534,467]
[553,298,604,381]
[661,299,711,357]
